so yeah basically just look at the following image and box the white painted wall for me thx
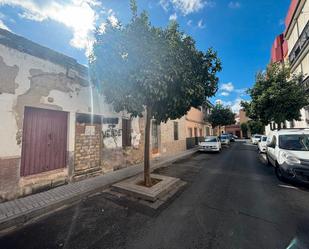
[0,44,118,158]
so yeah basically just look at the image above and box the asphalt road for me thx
[1,141,309,249]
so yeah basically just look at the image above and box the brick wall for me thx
[74,123,102,180]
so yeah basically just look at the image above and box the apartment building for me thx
[267,0,309,133]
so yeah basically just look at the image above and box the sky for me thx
[0,0,291,113]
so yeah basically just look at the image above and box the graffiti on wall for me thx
[101,117,142,149]
[102,120,122,149]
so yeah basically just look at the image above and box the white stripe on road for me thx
[278,184,299,190]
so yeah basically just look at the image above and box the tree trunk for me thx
[144,106,152,187]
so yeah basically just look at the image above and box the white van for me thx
[266,129,309,183]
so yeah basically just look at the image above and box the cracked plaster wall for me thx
[0,44,114,158]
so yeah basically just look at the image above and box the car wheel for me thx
[275,165,288,182]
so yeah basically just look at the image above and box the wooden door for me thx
[21,107,68,176]
[122,119,131,147]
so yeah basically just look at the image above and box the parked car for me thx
[228,133,235,142]
[258,135,268,153]
[219,134,230,146]
[198,136,222,152]
[251,134,262,145]
[222,133,234,142]
[233,135,238,140]
[266,129,309,183]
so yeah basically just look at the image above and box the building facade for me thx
[0,29,187,201]
[185,105,214,148]
[266,0,309,134]
[225,109,250,138]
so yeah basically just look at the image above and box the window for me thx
[174,122,179,140]
[279,134,309,151]
[188,128,193,138]
[199,128,203,137]
[194,127,197,137]
[122,119,131,147]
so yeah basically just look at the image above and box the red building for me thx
[271,34,288,63]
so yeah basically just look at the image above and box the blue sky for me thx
[0,0,291,112]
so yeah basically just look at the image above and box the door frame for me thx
[20,106,69,177]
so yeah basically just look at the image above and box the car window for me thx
[205,137,217,142]
[262,136,267,142]
[279,134,309,151]
[255,135,262,139]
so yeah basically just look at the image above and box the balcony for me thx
[289,20,309,67]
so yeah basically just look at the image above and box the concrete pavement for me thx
[0,148,198,235]
[1,142,309,249]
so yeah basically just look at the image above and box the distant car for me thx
[229,134,235,142]
[258,135,268,153]
[220,134,231,146]
[233,135,238,139]
[199,136,222,152]
[251,134,262,145]
[222,133,234,142]
[266,129,309,183]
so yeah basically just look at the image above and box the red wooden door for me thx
[21,107,68,176]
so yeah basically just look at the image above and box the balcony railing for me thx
[289,20,309,66]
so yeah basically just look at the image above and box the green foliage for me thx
[208,105,235,128]
[89,9,222,123]
[247,120,264,134]
[240,122,248,134]
[242,63,307,125]
[130,0,137,19]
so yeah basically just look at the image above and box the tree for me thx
[240,123,248,138]
[90,1,222,186]
[247,120,264,134]
[242,63,307,128]
[208,105,235,133]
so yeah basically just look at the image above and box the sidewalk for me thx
[0,148,197,235]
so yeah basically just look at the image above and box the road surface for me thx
[1,141,309,249]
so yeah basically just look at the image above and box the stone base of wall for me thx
[102,146,144,172]
[0,156,68,202]
[160,140,186,157]
[19,168,68,196]
[0,157,20,201]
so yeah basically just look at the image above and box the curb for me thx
[0,148,198,236]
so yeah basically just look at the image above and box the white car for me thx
[258,136,268,153]
[251,134,263,145]
[220,134,231,146]
[199,136,222,152]
[266,129,309,183]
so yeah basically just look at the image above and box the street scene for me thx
[0,0,309,248]
[2,141,309,249]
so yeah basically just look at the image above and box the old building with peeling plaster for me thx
[0,28,198,202]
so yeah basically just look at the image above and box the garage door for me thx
[21,107,68,176]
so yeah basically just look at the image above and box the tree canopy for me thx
[89,7,221,123]
[208,105,235,128]
[89,1,222,186]
[240,123,248,137]
[247,120,264,134]
[241,63,307,126]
